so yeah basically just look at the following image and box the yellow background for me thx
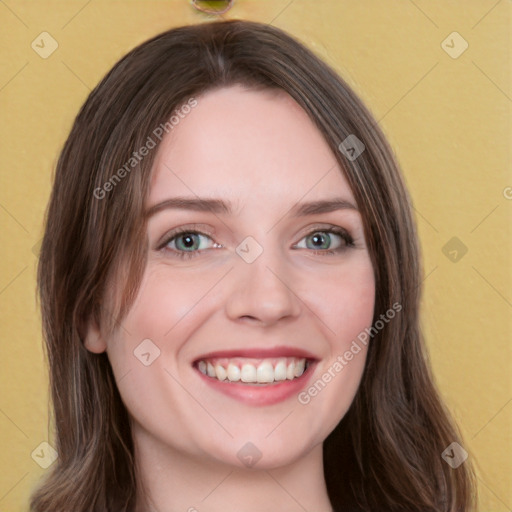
[0,1,510,510]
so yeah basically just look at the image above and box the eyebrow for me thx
[144,196,358,219]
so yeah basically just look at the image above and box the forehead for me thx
[148,85,355,210]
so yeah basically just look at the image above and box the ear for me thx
[82,314,107,354]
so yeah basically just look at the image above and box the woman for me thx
[30,19,476,512]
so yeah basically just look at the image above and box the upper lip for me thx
[193,345,319,363]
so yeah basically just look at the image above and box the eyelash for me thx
[158,225,355,261]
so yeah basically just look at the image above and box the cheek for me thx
[307,256,376,345]
[103,267,215,448]
[104,264,227,375]
[119,264,222,340]
[296,257,375,429]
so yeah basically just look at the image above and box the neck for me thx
[133,424,333,512]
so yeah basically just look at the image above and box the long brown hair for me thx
[31,19,476,511]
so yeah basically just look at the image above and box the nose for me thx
[224,247,302,326]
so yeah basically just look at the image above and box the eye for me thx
[159,229,221,259]
[294,227,354,255]
[157,225,354,260]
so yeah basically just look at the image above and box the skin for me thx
[85,85,375,512]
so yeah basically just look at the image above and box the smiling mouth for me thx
[194,356,312,385]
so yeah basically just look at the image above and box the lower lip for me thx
[194,362,317,406]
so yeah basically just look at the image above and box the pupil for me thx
[311,232,329,249]
[181,234,196,249]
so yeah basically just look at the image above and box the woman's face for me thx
[86,85,375,469]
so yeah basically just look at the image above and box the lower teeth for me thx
[221,382,262,386]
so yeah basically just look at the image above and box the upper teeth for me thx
[197,357,307,383]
